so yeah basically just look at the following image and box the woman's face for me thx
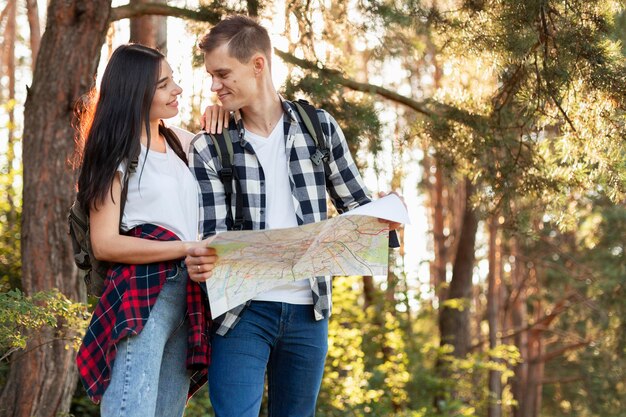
[149,59,182,121]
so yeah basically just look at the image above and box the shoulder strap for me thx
[293,100,324,148]
[207,130,244,231]
[118,157,137,231]
[212,127,235,166]
[293,99,329,167]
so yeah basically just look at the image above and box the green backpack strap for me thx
[210,128,234,166]
[207,129,244,230]
[294,99,330,167]
[119,156,137,231]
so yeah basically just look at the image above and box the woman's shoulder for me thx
[168,125,196,151]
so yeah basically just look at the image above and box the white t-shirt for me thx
[117,127,199,242]
[245,122,313,305]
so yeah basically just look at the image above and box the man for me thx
[186,15,400,417]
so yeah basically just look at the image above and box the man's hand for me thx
[377,191,406,231]
[186,245,218,283]
[201,104,230,134]
[384,220,403,231]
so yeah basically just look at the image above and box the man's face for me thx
[204,43,257,111]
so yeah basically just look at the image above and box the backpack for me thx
[208,99,329,231]
[68,159,137,297]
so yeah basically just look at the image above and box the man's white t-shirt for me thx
[245,122,313,305]
[118,127,199,242]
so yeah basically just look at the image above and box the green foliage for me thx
[0,289,89,361]
[316,276,527,416]
[318,277,378,416]
[185,390,214,417]
[0,137,22,290]
[283,75,383,158]
[0,209,21,290]
[433,343,521,416]
[0,288,90,393]
[467,1,625,208]
[320,277,430,416]
[511,197,626,416]
[69,382,100,417]
[612,9,626,55]
[357,0,626,227]
[5,1,619,415]
[561,205,625,415]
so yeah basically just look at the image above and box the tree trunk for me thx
[1,0,17,234]
[526,303,545,417]
[431,159,447,302]
[434,177,478,411]
[0,3,11,74]
[247,0,260,16]
[362,275,376,308]
[510,237,529,417]
[438,177,478,358]
[387,118,404,305]
[25,0,41,68]
[487,213,502,417]
[425,51,448,306]
[0,1,112,416]
[129,0,167,53]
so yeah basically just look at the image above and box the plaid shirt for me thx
[76,224,210,403]
[190,100,372,336]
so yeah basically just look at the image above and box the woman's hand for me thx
[185,238,218,283]
[201,104,230,134]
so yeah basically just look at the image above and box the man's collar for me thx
[231,110,245,143]
[279,95,298,122]
[232,94,296,144]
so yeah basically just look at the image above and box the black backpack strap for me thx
[209,129,244,231]
[294,99,330,168]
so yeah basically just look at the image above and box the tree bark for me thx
[387,117,404,305]
[426,45,448,305]
[525,301,545,417]
[438,177,478,358]
[25,0,41,68]
[110,3,221,23]
[0,1,112,416]
[362,275,376,308]
[509,237,529,417]
[1,0,16,234]
[129,0,167,53]
[431,159,447,302]
[247,0,260,16]
[487,213,502,417]
[434,177,478,411]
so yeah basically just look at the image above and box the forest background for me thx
[0,1,624,416]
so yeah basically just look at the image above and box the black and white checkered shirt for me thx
[189,100,371,335]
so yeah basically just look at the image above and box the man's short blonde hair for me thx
[199,15,272,65]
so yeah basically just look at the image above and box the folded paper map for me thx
[205,193,410,317]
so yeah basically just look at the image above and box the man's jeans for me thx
[101,266,191,417]
[208,301,328,417]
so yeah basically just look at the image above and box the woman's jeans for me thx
[101,267,191,417]
[208,301,329,417]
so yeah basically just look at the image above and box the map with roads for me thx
[205,194,409,317]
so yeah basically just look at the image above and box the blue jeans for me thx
[101,265,191,417]
[208,301,328,417]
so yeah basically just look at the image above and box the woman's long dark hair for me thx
[75,44,186,214]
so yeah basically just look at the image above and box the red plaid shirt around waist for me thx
[75,224,210,403]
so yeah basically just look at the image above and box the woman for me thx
[74,44,216,417]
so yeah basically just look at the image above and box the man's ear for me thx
[252,54,266,75]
